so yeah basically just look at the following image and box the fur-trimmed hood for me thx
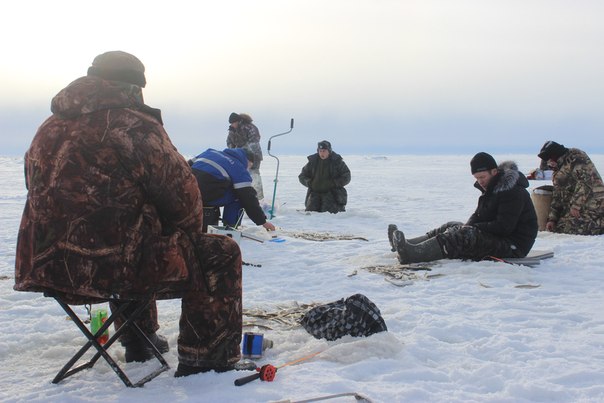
[475,160,529,194]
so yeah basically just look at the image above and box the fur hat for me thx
[538,141,568,161]
[87,51,146,87]
[229,113,241,123]
[317,140,332,152]
[470,152,497,174]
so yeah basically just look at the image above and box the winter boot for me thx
[407,234,430,244]
[393,230,444,264]
[387,224,398,252]
[174,360,257,378]
[124,333,169,363]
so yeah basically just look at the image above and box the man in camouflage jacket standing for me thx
[538,141,604,235]
[14,51,242,377]
[227,112,264,200]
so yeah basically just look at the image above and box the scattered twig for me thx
[280,230,368,242]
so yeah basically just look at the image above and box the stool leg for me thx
[52,298,135,387]
[51,297,169,387]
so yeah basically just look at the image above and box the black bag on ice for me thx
[300,294,387,341]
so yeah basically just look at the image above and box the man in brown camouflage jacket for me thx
[14,51,242,377]
[538,141,604,235]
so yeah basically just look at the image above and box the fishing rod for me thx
[234,350,320,386]
[267,118,294,219]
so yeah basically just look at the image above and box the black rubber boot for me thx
[124,333,169,363]
[387,224,398,252]
[394,230,444,264]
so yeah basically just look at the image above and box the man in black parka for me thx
[299,140,351,213]
[389,152,538,263]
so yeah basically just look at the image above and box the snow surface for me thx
[1,154,604,403]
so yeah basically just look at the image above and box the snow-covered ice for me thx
[1,153,603,402]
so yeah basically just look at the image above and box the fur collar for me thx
[493,161,521,193]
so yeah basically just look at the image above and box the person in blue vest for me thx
[189,148,275,232]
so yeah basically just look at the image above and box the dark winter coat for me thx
[14,76,204,299]
[190,148,267,225]
[466,161,538,256]
[298,151,351,210]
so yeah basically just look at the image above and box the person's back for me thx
[15,51,244,377]
[190,148,274,230]
[190,148,251,205]
[15,56,202,298]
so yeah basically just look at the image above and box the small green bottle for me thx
[90,309,109,345]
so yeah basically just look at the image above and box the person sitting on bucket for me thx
[537,140,604,235]
[388,152,538,263]
[189,148,275,232]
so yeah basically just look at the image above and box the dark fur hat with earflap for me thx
[229,113,253,124]
[538,141,568,161]
[317,140,332,152]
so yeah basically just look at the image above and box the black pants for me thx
[428,221,525,260]
[305,191,345,213]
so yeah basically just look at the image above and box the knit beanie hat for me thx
[87,51,146,87]
[470,152,497,174]
[229,113,241,123]
[538,141,568,161]
[317,140,332,152]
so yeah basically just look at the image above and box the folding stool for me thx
[45,291,170,387]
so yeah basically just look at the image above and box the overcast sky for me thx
[2,0,603,156]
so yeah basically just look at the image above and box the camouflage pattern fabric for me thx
[226,119,264,197]
[549,148,604,235]
[111,233,242,367]
[248,168,264,200]
[226,121,263,169]
[177,233,242,367]
[15,75,242,366]
[15,76,204,298]
[432,222,525,260]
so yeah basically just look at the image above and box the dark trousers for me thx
[111,233,242,367]
[428,221,525,260]
[305,191,344,213]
